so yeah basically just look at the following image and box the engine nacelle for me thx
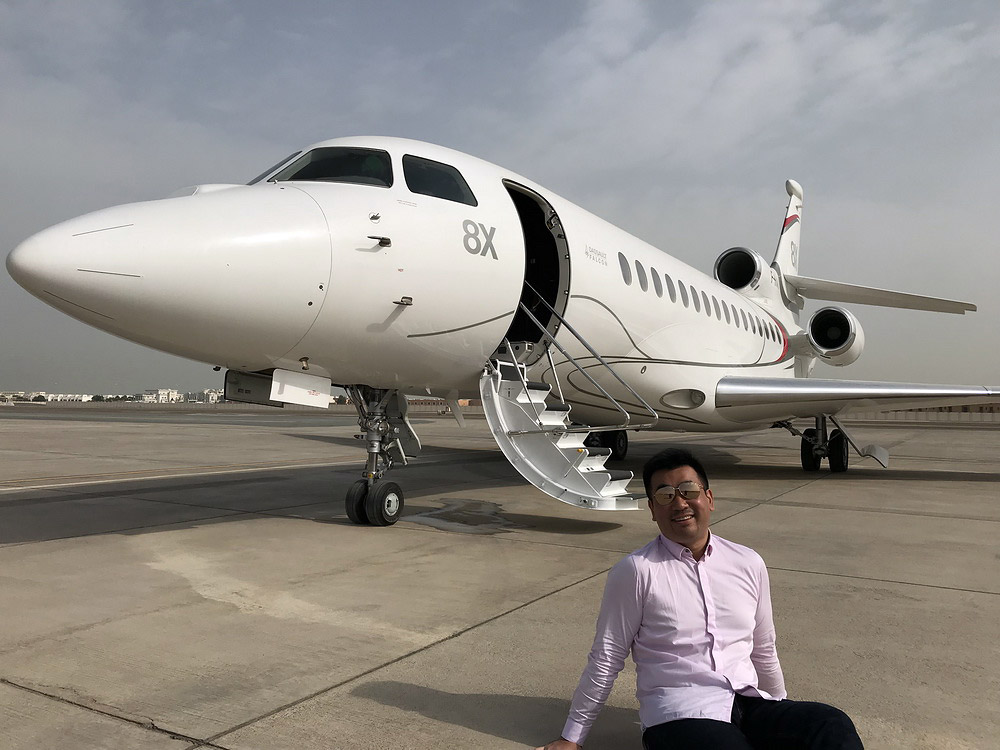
[714,246,769,292]
[805,307,865,366]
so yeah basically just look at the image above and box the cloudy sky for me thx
[2,0,998,394]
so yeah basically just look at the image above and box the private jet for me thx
[7,137,997,525]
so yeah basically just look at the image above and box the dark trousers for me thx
[642,694,863,749]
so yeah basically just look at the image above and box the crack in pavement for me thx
[0,677,232,748]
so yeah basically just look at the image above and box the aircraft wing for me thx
[716,377,1000,423]
[782,274,976,314]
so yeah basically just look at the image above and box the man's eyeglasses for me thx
[652,481,705,505]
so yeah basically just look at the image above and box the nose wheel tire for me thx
[345,479,370,524]
[800,428,821,471]
[365,481,404,526]
[828,429,849,473]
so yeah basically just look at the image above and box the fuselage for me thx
[7,137,798,431]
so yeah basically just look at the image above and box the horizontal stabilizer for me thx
[716,376,999,423]
[783,274,976,314]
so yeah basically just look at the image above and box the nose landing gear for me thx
[343,386,410,526]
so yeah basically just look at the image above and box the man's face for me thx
[647,465,714,553]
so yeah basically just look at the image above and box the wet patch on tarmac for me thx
[407,499,520,534]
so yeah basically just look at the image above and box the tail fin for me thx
[770,178,975,315]
[772,179,803,277]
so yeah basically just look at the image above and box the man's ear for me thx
[647,498,656,519]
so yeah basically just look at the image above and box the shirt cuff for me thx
[561,717,588,745]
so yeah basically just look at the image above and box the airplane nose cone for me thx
[4,214,134,324]
[6,232,45,291]
[7,185,333,367]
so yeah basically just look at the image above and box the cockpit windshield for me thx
[247,152,301,185]
[267,147,393,187]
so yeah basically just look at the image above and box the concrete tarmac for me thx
[1,407,998,749]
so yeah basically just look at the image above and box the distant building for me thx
[142,388,183,404]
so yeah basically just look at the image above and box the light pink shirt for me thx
[562,532,786,745]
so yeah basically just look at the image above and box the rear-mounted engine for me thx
[714,246,769,292]
[806,307,865,366]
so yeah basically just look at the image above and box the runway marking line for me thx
[0,451,470,493]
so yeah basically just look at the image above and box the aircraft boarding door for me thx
[499,181,571,365]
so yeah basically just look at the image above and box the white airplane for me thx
[7,137,997,526]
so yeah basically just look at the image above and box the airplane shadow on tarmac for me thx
[655,444,1000,484]
[353,680,640,749]
[5,439,996,546]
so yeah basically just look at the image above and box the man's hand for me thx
[535,740,581,750]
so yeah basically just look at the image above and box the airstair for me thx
[480,286,658,510]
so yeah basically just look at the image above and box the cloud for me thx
[1,0,998,391]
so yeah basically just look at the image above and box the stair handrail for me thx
[545,345,566,405]
[503,288,658,434]
[523,282,659,429]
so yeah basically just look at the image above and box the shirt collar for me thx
[658,531,714,561]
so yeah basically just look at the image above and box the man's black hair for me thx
[642,447,709,500]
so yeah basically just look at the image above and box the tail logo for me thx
[782,214,800,234]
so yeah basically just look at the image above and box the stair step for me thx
[481,360,635,511]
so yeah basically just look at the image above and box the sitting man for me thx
[537,447,863,749]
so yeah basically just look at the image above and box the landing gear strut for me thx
[780,415,849,473]
[344,386,406,526]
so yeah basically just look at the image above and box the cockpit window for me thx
[269,147,393,187]
[402,154,477,206]
[247,151,302,185]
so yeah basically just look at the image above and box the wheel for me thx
[365,481,404,526]
[800,428,821,471]
[345,479,370,524]
[606,430,629,461]
[828,429,849,473]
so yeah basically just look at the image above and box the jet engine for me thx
[803,306,865,366]
[714,246,769,292]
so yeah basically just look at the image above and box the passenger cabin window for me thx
[619,253,632,285]
[665,274,676,303]
[271,147,393,187]
[635,261,648,292]
[402,154,477,206]
[691,285,701,312]
[651,267,663,298]
[702,291,711,317]
[679,281,689,308]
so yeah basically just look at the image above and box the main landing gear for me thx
[343,386,411,526]
[779,415,849,473]
[585,429,629,461]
